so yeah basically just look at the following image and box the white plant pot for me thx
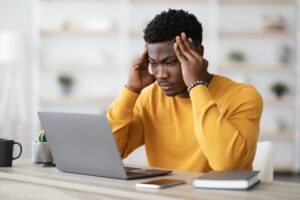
[32,141,53,163]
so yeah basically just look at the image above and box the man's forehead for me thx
[148,40,176,60]
[147,39,175,50]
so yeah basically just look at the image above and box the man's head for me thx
[143,9,203,97]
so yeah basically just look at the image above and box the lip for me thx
[159,83,174,91]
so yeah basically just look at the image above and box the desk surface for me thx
[0,160,300,200]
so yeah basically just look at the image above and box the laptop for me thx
[38,111,172,179]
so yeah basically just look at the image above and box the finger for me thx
[142,43,148,59]
[175,35,194,60]
[133,45,149,70]
[173,43,187,62]
[181,35,202,60]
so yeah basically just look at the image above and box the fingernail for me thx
[181,32,186,39]
[176,36,180,41]
[188,38,192,42]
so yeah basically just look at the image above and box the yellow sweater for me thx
[107,75,263,172]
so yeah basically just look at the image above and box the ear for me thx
[196,44,204,57]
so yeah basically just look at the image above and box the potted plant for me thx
[271,82,289,98]
[32,130,53,163]
[58,74,74,95]
[227,50,246,62]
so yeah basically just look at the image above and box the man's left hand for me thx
[173,32,209,86]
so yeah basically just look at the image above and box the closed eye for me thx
[165,60,178,65]
[150,62,158,67]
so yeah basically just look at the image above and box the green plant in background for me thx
[227,50,246,62]
[58,74,74,94]
[58,74,73,87]
[271,82,289,98]
[38,131,47,142]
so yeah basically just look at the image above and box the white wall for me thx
[0,0,36,158]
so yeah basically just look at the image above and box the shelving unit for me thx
[38,0,125,114]
[36,0,300,172]
[217,0,300,172]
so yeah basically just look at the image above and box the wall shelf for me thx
[129,30,210,38]
[40,96,114,105]
[220,0,296,5]
[130,0,210,4]
[219,63,296,73]
[40,28,119,36]
[219,31,296,38]
[274,165,295,172]
[41,0,120,1]
[259,131,294,140]
[263,96,295,107]
[40,60,117,71]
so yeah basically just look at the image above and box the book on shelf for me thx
[193,170,260,190]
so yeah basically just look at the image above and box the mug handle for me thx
[12,142,22,160]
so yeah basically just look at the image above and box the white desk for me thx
[0,160,299,200]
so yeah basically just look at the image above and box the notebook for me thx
[193,170,260,190]
[38,111,172,180]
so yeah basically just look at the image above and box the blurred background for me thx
[0,0,299,177]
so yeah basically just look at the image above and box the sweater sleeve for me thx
[106,86,145,158]
[190,84,263,170]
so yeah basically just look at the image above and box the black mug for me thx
[0,138,22,167]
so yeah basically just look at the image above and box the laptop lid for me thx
[38,111,128,179]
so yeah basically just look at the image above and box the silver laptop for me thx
[38,111,172,179]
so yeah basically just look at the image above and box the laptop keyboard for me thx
[124,166,154,175]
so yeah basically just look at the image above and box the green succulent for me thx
[58,75,73,86]
[38,131,47,142]
[271,82,289,98]
[227,51,245,62]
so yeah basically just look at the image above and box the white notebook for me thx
[193,170,260,190]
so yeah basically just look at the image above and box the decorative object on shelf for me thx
[271,82,289,98]
[227,50,246,62]
[61,19,71,30]
[83,18,115,31]
[276,118,287,131]
[58,74,74,95]
[277,44,292,64]
[261,14,286,31]
[32,130,53,163]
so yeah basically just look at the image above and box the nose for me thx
[155,65,169,79]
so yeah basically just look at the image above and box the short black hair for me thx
[143,9,203,44]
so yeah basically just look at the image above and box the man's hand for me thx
[173,32,209,86]
[126,44,155,93]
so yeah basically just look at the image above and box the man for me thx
[107,9,263,172]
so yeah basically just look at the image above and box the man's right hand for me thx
[126,44,155,93]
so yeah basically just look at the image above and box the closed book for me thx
[193,170,260,190]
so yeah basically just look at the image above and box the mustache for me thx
[157,80,173,86]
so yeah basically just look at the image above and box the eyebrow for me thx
[148,56,178,62]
